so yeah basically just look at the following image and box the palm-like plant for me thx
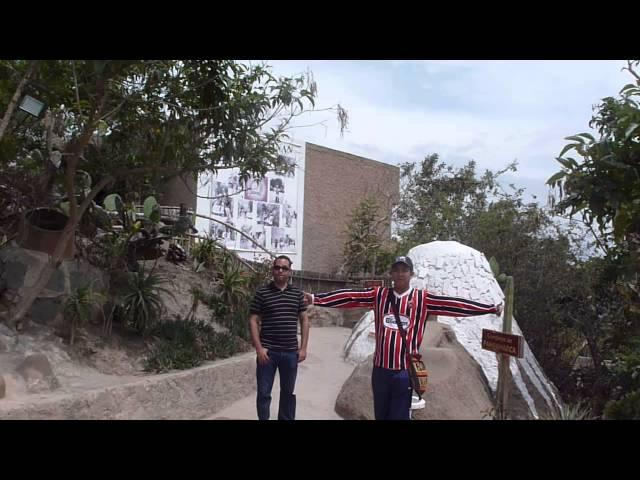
[541,401,595,420]
[121,267,175,333]
[208,255,251,335]
[216,258,250,308]
[191,236,223,271]
[64,284,105,346]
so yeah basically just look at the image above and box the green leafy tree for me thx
[0,60,347,326]
[340,195,392,276]
[547,60,640,417]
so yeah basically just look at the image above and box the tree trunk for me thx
[0,61,39,141]
[8,222,75,327]
[8,173,114,327]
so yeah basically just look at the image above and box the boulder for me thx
[15,353,60,393]
[336,322,495,420]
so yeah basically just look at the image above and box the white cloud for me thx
[262,60,632,203]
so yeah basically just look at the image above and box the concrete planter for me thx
[18,208,74,259]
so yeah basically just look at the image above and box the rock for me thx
[335,357,375,420]
[15,353,60,393]
[29,297,64,326]
[408,241,562,419]
[306,305,344,327]
[1,260,27,290]
[0,337,6,353]
[45,266,66,293]
[0,322,16,337]
[336,322,495,420]
[343,311,376,364]
[342,308,369,329]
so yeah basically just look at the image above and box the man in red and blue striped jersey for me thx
[304,255,502,420]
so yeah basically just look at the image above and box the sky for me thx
[257,60,632,206]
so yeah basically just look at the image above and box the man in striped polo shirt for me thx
[249,255,309,420]
[305,255,502,420]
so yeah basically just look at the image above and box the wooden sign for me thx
[482,329,524,358]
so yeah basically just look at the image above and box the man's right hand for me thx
[256,347,270,365]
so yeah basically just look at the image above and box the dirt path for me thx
[208,327,354,420]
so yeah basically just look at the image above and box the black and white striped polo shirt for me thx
[250,282,307,351]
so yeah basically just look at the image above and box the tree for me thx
[395,153,599,407]
[547,60,640,252]
[0,60,347,326]
[395,154,516,249]
[547,60,640,416]
[340,195,392,276]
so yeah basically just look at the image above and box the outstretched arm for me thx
[425,292,502,317]
[303,287,377,309]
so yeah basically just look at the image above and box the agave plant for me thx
[541,401,595,420]
[64,283,105,346]
[121,266,175,334]
[191,236,223,271]
[217,259,250,306]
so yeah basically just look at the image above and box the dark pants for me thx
[256,350,298,420]
[371,366,412,420]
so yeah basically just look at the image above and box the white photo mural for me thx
[198,145,302,257]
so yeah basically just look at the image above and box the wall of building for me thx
[301,143,399,274]
[158,174,198,213]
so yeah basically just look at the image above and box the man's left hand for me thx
[298,348,307,363]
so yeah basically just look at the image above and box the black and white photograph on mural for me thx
[210,220,236,249]
[283,228,296,249]
[269,178,285,204]
[238,221,253,249]
[223,197,233,218]
[270,227,295,252]
[214,181,229,197]
[251,224,267,248]
[282,200,297,228]
[209,222,225,240]
[275,154,296,178]
[257,202,280,227]
[237,199,253,220]
[244,177,268,202]
[210,198,224,216]
[211,196,233,218]
[271,227,285,251]
[198,143,302,259]
[223,216,236,247]
[226,173,242,195]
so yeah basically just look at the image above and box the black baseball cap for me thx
[392,255,413,271]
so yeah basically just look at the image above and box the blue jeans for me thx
[256,350,298,420]
[371,366,412,420]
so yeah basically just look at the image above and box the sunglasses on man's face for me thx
[273,266,290,272]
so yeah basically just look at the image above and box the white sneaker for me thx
[411,395,425,410]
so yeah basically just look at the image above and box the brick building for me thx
[192,142,399,274]
[301,143,399,274]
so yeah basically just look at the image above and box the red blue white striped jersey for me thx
[313,286,498,370]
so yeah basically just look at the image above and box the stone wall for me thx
[0,244,108,328]
[0,352,256,419]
